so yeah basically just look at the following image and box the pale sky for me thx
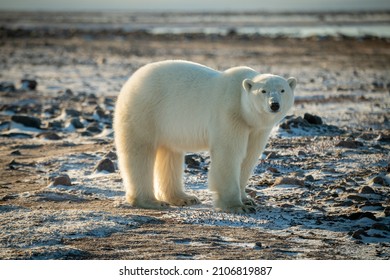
[0,0,389,12]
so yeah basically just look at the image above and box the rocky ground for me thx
[0,32,389,259]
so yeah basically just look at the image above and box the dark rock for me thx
[305,175,315,181]
[347,212,377,221]
[94,158,115,173]
[351,229,367,240]
[347,194,368,202]
[185,154,201,168]
[0,82,16,92]
[371,223,389,231]
[51,174,72,186]
[37,132,62,140]
[48,120,63,129]
[336,140,363,149]
[267,167,279,173]
[304,113,323,125]
[371,176,388,186]
[1,132,33,139]
[11,115,41,129]
[10,150,21,155]
[86,123,102,134]
[104,150,117,160]
[384,207,390,217]
[93,107,106,120]
[358,186,376,194]
[70,117,84,129]
[64,108,81,117]
[64,89,74,96]
[21,79,38,90]
[272,177,305,187]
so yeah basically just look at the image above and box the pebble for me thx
[104,150,117,160]
[64,108,81,117]
[347,212,377,221]
[51,174,72,186]
[20,79,38,90]
[267,167,279,173]
[37,132,62,140]
[351,229,367,239]
[384,207,390,217]
[0,82,16,92]
[185,154,202,169]
[69,117,84,129]
[358,186,376,194]
[10,150,22,155]
[370,176,388,186]
[86,123,102,134]
[272,177,305,187]
[11,115,41,129]
[94,158,115,173]
[371,223,389,231]
[336,140,363,149]
[304,113,323,125]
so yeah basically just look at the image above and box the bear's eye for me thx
[281,89,285,93]
[261,90,267,94]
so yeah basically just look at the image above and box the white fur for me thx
[114,60,296,213]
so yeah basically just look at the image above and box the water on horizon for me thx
[1,11,390,38]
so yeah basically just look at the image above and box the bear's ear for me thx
[242,79,254,92]
[287,77,297,91]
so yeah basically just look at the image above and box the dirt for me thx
[0,31,389,259]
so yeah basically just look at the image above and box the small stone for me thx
[305,175,315,182]
[11,115,41,129]
[104,150,117,160]
[347,212,377,221]
[70,117,84,129]
[267,167,279,173]
[297,150,307,157]
[48,120,63,129]
[95,158,115,173]
[37,132,62,140]
[347,194,368,202]
[351,229,367,240]
[254,241,262,249]
[0,82,16,92]
[272,177,305,187]
[358,186,376,194]
[371,223,389,231]
[185,154,201,168]
[86,123,102,134]
[64,108,81,117]
[10,150,21,155]
[336,140,364,149]
[52,174,72,186]
[304,113,323,125]
[370,176,387,186]
[384,207,390,217]
[21,79,38,90]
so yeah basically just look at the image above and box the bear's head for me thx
[242,74,296,120]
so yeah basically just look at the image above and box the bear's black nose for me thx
[270,102,280,112]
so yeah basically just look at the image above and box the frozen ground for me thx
[0,21,389,259]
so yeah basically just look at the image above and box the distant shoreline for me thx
[1,11,389,39]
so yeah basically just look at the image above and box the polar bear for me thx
[114,60,296,213]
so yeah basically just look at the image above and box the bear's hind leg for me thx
[118,141,169,209]
[154,147,200,206]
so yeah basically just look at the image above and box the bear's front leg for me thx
[209,137,256,214]
[240,130,272,207]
